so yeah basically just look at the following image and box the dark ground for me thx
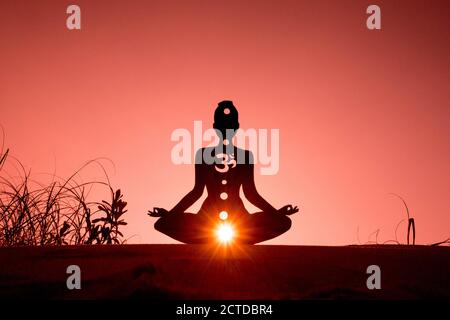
[0,244,449,299]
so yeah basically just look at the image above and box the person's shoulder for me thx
[235,147,252,155]
[195,147,215,156]
[195,147,215,164]
[235,148,254,164]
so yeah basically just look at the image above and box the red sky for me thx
[1,0,449,245]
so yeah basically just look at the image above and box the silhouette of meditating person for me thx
[148,101,298,244]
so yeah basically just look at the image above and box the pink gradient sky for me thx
[1,0,449,245]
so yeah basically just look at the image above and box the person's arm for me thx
[242,152,277,213]
[170,149,206,213]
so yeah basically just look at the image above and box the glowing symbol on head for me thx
[215,153,236,173]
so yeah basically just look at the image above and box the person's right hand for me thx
[278,205,299,216]
[147,207,169,217]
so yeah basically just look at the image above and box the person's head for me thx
[213,100,239,141]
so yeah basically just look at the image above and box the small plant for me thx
[86,188,128,244]
[356,193,418,246]
[389,193,415,245]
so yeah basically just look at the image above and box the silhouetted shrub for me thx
[0,141,127,246]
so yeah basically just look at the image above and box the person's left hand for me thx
[278,205,299,216]
[147,207,169,217]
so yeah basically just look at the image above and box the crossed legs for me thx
[154,211,292,244]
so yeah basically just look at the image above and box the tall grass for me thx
[0,132,127,246]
